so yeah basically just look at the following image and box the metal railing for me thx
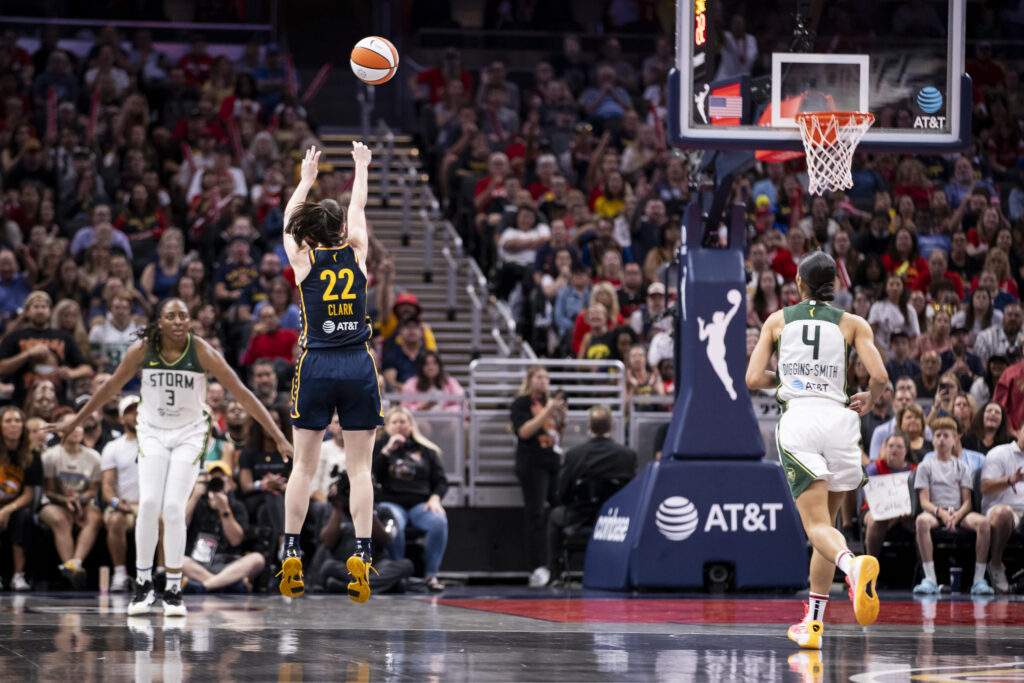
[468,358,626,506]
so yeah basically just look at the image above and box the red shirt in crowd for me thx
[416,68,473,104]
[969,275,1019,299]
[994,360,1024,432]
[178,53,213,86]
[881,254,928,284]
[242,327,299,365]
[772,249,800,281]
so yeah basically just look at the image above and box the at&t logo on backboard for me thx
[914,87,945,129]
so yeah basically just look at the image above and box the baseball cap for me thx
[206,460,232,476]
[393,292,422,317]
[647,282,666,296]
[889,328,909,343]
[950,322,969,334]
[119,395,140,416]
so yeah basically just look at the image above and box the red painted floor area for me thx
[438,597,1024,626]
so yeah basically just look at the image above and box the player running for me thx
[52,298,294,616]
[276,144,384,603]
[746,251,888,648]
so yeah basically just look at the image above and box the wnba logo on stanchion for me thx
[655,497,700,541]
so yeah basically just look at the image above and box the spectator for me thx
[550,35,589,96]
[974,302,1024,366]
[915,309,952,359]
[476,60,520,113]
[772,226,809,282]
[32,50,78,107]
[799,196,840,251]
[885,329,920,382]
[543,405,636,585]
[89,288,141,375]
[311,415,347,504]
[178,35,213,87]
[579,65,632,133]
[373,407,449,591]
[0,248,32,321]
[979,430,1024,592]
[715,14,758,80]
[138,229,185,306]
[38,413,102,589]
[250,359,289,412]
[642,221,680,282]
[0,291,92,405]
[626,343,664,408]
[972,354,1010,406]
[554,264,591,344]
[252,277,300,332]
[382,316,427,387]
[913,350,942,400]
[913,417,995,595]
[617,262,645,318]
[6,143,56,194]
[629,281,667,341]
[0,406,42,592]
[237,405,292,556]
[378,292,438,352]
[114,184,168,270]
[572,283,622,356]
[510,366,566,586]
[868,382,931,460]
[911,248,965,301]
[410,47,473,106]
[241,305,298,365]
[861,381,894,454]
[183,461,265,592]
[869,275,920,357]
[101,395,141,592]
[882,228,929,286]
[976,268,1018,313]
[400,351,464,412]
[963,401,1013,455]
[863,432,917,559]
[941,323,985,391]
[896,402,931,463]
[946,157,995,208]
[213,237,258,308]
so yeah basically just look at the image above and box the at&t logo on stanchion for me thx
[655,497,700,540]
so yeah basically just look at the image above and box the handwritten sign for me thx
[863,471,912,521]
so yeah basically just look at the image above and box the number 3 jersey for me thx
[776,300,849,408]
[298,245,372,349]
[139,333,208,430]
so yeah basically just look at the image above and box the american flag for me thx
[708,95,742,118]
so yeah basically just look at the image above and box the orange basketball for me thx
[350,36,399,85]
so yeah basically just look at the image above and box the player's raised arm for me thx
[282,146,321,272]
[347,141,372,265]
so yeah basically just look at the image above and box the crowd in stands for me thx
[410,6,1024,590]
[0,25,463,594]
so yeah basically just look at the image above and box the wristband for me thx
[221,510,231,518]
[110,497,120,510]
[254,480,261,491]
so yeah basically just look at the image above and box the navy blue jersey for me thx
[298,245,372,349]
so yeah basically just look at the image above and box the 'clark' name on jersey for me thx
[147,371,197,389]
[328,303,355,317]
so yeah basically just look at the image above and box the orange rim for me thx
[795,111,875,146]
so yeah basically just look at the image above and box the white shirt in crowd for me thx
[981,442,1024,513]
[101,434,141,501]
[89,319,142,372]
[914,456,971,510]
[41,444,102,502]
[868,300,921,355]
[312,438,347,497]
[498,223,551,267]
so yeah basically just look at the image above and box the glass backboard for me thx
[670,0,969,152]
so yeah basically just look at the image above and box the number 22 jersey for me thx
[776,300,849,408]
[298,245,372,349]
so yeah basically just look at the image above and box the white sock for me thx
[835,549,855,577]
[114,565,127,578]
[13,572,25,581]
[975,562,988,584]
[136,566,152,583]
[923,561,936,584]
[808,592,829,622]
[166,572,182,592]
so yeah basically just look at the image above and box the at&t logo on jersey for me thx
[322,320,336,334]
[654,496,785,541]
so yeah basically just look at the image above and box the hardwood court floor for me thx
[1,588,1023,681]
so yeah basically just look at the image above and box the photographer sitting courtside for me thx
[182,461,265,593]
[542,405,637,587]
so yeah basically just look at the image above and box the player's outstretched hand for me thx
[351,140,372,165]
[277,437,295,462]
[848,391,872,416]
[301,146,321,185]
[41,421,72,443]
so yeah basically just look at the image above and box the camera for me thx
[327,466,350,506]
[207,477,224,493]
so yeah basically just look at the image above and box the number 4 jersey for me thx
[298,245,372,349]
[139,333,208,430]
[776,300,850,408]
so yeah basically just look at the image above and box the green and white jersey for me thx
[776,300,849,408]
[138,334,208,430]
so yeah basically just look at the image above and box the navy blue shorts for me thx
[290,344,385,431]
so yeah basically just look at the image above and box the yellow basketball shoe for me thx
[846,555,880,626]
[787,602,824,650]
[347,553,378,604]
[277,556,305,597]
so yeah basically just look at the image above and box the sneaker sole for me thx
[278,557,305,597]
[852,555,880,626]
[163,605,187,617]
[786,620,823,650]
[127,602,155,616]
[347,556,371,604]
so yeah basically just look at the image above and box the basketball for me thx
[350,36,399,85]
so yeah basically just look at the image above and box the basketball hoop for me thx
[795,111,874,196]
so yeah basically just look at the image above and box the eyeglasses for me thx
[940,383,956,391]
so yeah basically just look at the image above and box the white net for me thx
[795,112,875,196]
